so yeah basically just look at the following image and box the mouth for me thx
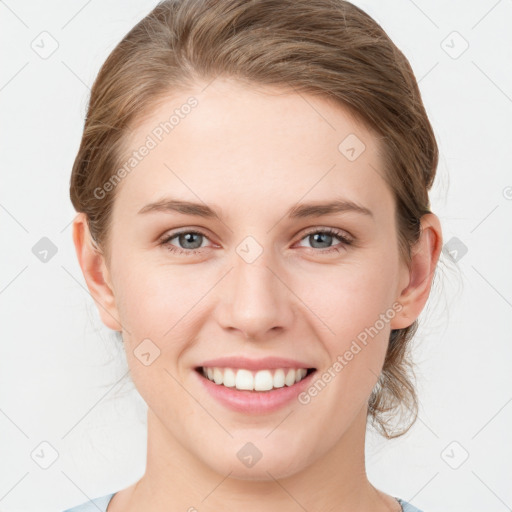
[195,366,317,392]
[194,360,318,414]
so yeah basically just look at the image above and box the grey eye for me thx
[173,232,205,250]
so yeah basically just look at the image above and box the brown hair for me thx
[70,0,439,438]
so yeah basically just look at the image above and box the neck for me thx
[122,405,397,512]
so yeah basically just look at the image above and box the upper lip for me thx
[197,356,316,371]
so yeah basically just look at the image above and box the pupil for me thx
[311,233,331,248]
[181,233,202,249]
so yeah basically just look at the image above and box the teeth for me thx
[295,370,304,383]
[285,369,295,386]
[223,368,236,387]
[273,369,285,388]
[201,367,310,391]
[254,370,273,391]
[213,368,223,385]
[236,369,254,390]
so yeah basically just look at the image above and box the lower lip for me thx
[194,369,316,414]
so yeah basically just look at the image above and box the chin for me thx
[204,450,307,481]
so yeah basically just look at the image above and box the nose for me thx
[215,248,295,341]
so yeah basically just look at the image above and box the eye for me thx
[159,230,211,256]
[159,227,353,257]
[296,227,353,254]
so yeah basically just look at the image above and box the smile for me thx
[193,356,318,413]
[198,366,315,392]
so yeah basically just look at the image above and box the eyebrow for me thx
[137,198,374,220]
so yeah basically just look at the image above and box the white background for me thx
[1,1,511,511]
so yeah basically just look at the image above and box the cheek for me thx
[113,245,398,354]
[112,260,200,415]
[297,286,393,426]
[113,256,212,338]
[294,257,398,394]
[296,255,399,340]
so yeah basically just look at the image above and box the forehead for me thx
[113,78,393,222]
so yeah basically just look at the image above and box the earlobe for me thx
[390,213,443,330]
[72,213,122,331]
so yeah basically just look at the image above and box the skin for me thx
[73,77,442,512]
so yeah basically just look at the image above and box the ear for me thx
[390,213,443,329]
[72,212,122,331]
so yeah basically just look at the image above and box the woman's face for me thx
[89,78,415,479]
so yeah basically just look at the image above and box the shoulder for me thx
[61,493,116,512]
[396,497,425,512]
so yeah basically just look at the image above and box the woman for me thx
[64,0,443,510]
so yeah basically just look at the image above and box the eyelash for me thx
[159,227,353,256]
